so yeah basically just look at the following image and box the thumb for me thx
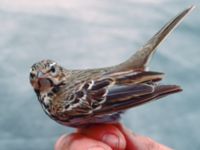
[55,133,112,150]
[79,124,126,150]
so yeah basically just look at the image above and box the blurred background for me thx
[0,0,199,149]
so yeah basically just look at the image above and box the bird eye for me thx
[30,73,35,80]
[51,66,56,73]
[50,66,57,76]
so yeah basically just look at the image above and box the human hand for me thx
[55,123,172,150]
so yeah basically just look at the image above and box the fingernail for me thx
[102,133,119,149]
[88,146,105,150]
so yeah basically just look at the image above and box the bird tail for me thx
[112,6,195,72]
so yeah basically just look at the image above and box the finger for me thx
[78,124,126,150]
[55,133,112,150]
[134,136,173,150]
[115,123,172,150]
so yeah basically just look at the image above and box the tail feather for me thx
[112,6,195,72]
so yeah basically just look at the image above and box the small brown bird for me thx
[30,6,194,127]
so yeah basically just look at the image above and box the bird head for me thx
[30,59,65,93]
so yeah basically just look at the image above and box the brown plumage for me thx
[29,6,194,127]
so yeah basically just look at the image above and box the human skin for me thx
[55,123,172,150]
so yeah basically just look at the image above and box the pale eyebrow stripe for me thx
[49,62,56,67]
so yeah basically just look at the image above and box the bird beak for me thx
[31,71,53,91]
[37,71,45,78]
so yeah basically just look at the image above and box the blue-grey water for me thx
[0,0,199,149]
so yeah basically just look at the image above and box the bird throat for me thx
[35,82,65,115]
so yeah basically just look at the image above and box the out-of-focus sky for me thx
[0,0,199,149]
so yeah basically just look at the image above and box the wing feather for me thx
[66,71,181,117]
[94,84,182,115]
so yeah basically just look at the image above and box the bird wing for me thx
[93,71,182,115]
[63,78,113,116]
[64,71,181,117]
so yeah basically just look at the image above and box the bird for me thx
[30,6,194,127]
